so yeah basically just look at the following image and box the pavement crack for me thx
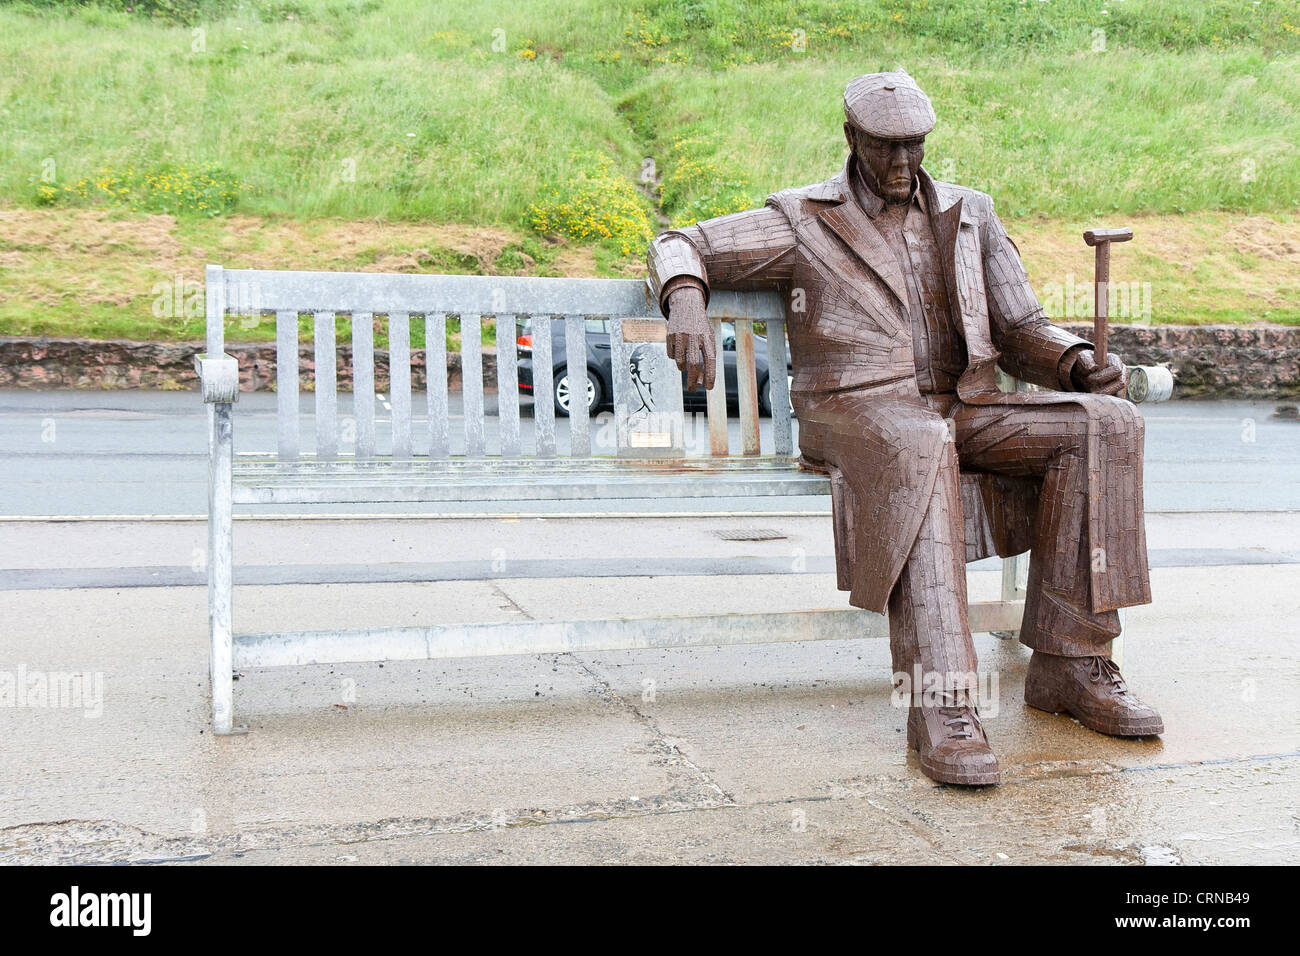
[488,581,532,619]
[863,797,943,852]
[5,752,1296,863]
[561,652,737,807]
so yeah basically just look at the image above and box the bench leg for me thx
[1110,607,1126,669]
[991,550,1029,640]
[208,402,237,735]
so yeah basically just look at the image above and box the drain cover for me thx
[715,528,788,541]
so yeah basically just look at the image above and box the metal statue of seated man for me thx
[646,70,1162,787]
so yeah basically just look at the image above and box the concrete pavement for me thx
[0,510,1296,864]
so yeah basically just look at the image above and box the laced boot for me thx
[1025,652,1164,737]
[906,691,1001,786]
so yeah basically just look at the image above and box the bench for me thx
[197,265,1030,734]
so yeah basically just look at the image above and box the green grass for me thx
[1,4,642,224]
[1,0,1298,340]
[621,48,1300,220]
[5,0,1298,223]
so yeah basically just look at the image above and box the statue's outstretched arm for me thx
[647,205,796,390]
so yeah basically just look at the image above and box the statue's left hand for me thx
[1071,349,1127,397]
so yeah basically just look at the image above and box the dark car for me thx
[516,317,793,418]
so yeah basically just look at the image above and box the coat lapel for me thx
[920,170,1001,394]
[923,171,965,333]
[817,199,910,311]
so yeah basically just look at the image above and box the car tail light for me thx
[516,333,533,352]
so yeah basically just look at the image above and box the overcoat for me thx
[648,159,1150,615]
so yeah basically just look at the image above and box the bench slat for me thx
[497,316,521,458]
[313,310,338,460]
[735,318,761,455]
[233,455,810,474]
[426,313,449,458]
[275,310,300,460]
[232,480,828,504]
[766,318,793,458]
[532,316,556,458]
[389,311,412,459]
[230,602,1024,669]
[461,313,485,458]
[231,459,829,504]
[351,311,375,459]
[206,264,225,355]
[564,314,590,455]
[706,320,728,456]
[214,270,782,320]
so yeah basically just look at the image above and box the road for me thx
[2,389,1298,516]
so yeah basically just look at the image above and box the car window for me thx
[584,318,607,333]
[721,321,736,351]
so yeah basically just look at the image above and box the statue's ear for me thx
[843,122,854,150]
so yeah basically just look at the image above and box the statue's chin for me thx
[881,179,913,205]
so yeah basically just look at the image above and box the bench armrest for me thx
[195,353,240,404]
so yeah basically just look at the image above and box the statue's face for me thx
[846,125,925,205]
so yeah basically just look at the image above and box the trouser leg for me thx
[953,397,1146,657]
[887,442,979,696]
[1018,451,1121,656]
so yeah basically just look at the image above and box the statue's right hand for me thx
[665,285,716,391]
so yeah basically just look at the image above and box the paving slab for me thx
[0,543,1295,865]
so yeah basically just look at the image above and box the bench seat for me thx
[230,455,831,504]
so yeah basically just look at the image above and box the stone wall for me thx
[0,338,499,393]
[1057,323,1299,399]
[1,324,1297,398]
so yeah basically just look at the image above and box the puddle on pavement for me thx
[1063,841,1182,865]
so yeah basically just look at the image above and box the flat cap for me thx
[843,70,936,139]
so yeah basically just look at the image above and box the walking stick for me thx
[1081,227,1174,403]
[1083,227,1133,365]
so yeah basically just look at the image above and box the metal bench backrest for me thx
[205,266,794,462]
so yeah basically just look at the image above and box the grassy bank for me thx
[3,207,1295,348]
[621,47,1300,222]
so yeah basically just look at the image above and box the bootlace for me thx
[1087,655,1128,695]
[937,697,983,740]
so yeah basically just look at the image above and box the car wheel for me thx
[554,367,603,417]
[760,373,795,418]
